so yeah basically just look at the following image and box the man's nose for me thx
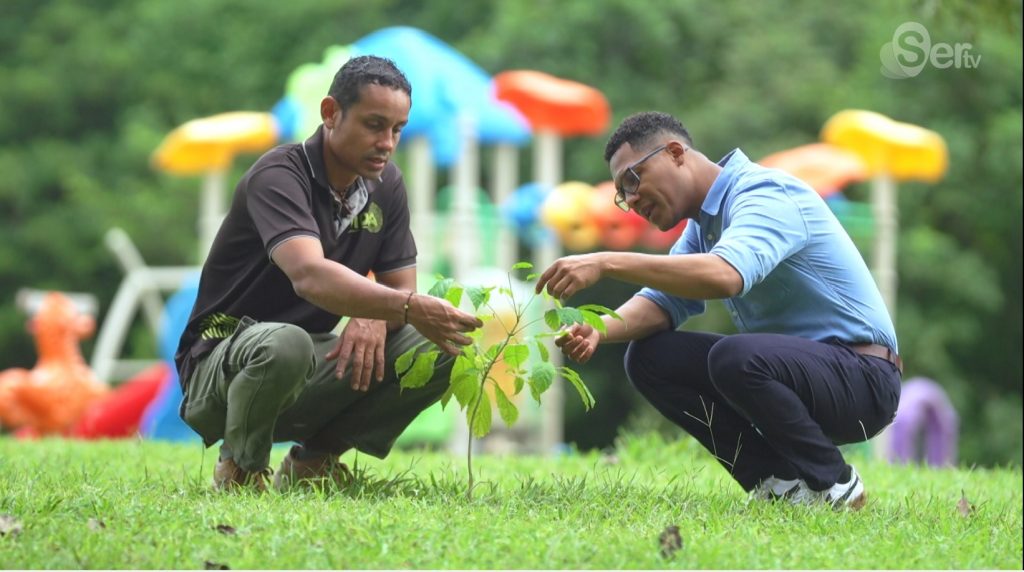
[377,131,396,151]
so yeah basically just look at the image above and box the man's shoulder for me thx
[250,142,305,173]
[240,143,310,192]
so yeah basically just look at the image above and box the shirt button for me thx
[706,233,715,241]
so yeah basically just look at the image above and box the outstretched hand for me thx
[534,253,604,300]
[555,323,601,364]
[406,294,483,355]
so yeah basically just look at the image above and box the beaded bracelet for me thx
[403,291,416,324]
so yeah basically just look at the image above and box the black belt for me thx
[850,343,903,374]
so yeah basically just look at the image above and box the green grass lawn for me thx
[1,432,1020,569]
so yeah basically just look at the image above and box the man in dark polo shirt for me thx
[174,55,482,492]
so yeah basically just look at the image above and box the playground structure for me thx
[0,27,958,466]
[0,291,107,435]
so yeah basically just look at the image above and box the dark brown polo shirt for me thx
[174,128,417,386]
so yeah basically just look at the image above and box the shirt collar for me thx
[300,127,331,189]
[701,148,749,217]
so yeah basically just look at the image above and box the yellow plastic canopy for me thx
[759,143,868,198]
[151,112,278,175]
[821,110,948,182]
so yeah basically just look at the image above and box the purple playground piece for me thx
[889,377,959,466]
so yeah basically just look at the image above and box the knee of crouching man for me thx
[262,324,316,385]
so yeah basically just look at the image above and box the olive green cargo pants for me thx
[181,319,452,472]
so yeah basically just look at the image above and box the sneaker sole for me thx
[847,491,867,511]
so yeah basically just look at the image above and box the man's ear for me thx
[667,140,688,165]
[321,96,340,127]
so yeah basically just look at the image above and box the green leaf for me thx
[504,343,529,369]
[534,339,549,361]
[556,307,585,327]
[450,353,472,383]
[451,367,480,408]
[399,350,440,389]
[528,362,556,403]
[395,346,417,376]
[444,284,464,307]
[484,342,502,361]
[526,272,540,281]
[513,375,526,395]
[544,309,560,331]
[494,385,519,427]
[512,261,533,270]
[395,340,431,375]
[577,304,623,321]
[560,366,595,410]
[469,391,492,437]
[466,285,493,310]
[440,384,455,409]
[581,310,607,334]
[427,277,455,299]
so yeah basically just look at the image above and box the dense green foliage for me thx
[1,437,1021,568]
[0,0,1020,464]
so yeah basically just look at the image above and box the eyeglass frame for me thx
[613,143,670,212]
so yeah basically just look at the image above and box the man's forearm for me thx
[599,252,742,299]
[374,267,418,332]
[600,295,672,343]
[292,260,409,322]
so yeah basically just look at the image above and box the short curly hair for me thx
[603,111,693,162]
[327,55,412,112]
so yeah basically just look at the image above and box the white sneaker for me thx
[750,476,803,501]
[788,466,867,510]
[823,465,866,510]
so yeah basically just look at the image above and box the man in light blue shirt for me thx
[536,111,902,510]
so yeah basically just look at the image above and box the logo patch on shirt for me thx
[350,202,383,233]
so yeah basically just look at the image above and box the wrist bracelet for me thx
[403,291,416,324]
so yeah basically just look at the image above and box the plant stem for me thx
[464,306,523,500]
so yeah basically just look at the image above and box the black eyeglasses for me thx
[613,144,669,212]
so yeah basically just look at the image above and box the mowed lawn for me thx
[1,433,1021,569]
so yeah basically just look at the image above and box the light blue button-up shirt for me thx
[637,149,898,352]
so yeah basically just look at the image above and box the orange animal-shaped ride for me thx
[0,292,109,434]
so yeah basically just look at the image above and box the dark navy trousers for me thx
[624,331,901,491]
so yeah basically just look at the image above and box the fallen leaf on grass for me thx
[204,560,230,570]
[88,518,106,531]
[659,524,683,559]
[957,489,975,517]
[214,524,237,535]
[0,514,23,538]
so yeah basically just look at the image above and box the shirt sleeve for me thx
[636,222,707,329]
[709,181,809,297]
[372,173,417,274]
[245,163,320,255]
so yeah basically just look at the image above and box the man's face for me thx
[609,141,684,231]
[322,83,411,183]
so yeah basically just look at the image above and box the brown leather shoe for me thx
[213,457,269,493]
[273,447,353,491]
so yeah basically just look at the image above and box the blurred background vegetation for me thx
[1,0,1020,465]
